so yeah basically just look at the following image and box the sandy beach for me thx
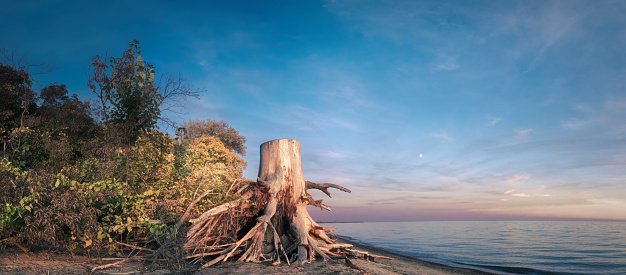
[0,237,493,274]
[204,237,494,275]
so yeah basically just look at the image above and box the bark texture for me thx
[185,139,377,268]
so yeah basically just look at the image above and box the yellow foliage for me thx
[180,119,246,156]
[186,136,246,191]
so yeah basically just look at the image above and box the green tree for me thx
[26,84,97,171]
[88,40,162,142]
[88,40,201,142]
[0,64,36,158]
[0,65,33,128]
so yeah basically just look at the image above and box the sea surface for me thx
[327,221,626,275]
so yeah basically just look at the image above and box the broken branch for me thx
[305,181,351,198]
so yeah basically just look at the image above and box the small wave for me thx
[458,262,579,275]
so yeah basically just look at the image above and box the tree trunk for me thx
[185,139,359,267]
[256,139,330,263]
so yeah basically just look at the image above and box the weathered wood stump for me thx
[185,139,358,267]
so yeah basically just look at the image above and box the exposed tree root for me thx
[83,139,388,272]
[93,140,389,273]
[183,140,389,270]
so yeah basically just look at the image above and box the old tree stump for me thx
[185,139,379,268]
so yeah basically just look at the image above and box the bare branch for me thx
[0,44,56,75]
[91,258,130,273]
[156,72,204,129]
[176,189,213,232]
[114,241,155,252]
[301,194,331,211]
[305,181,351,198]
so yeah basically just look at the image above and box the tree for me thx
[36,84,95,136]
[181,119,247,156]
[0,64,36,156]
[1,45,55,156]
[88,40,201,142]
[0,64,33,130]
[184,139,384,269]
[28,84,96,171]
[88,40,162,141]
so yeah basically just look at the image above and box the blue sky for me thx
[3,0,626,221]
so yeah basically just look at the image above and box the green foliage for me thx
[142,219,176,238]
[0,64,34,129]
[0,41,247,256]
[108,42,162,134]
[88,40,164,143]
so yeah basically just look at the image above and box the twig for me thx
[91,258,129,272]
[176,189,213,232]
[344,257,368,275]
[114,241,155,252]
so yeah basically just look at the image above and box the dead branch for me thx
[301,194,331,211]
[176,189,213,231]
[114,241,155,252]
[306,181,351,198]
[1,238,29,254]
[90,258,129,273]
[342,257,368,275]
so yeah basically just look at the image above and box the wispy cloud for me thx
[504,174,531,185]
[434,55,460,71]
[324,151,351,158]
[514,129,533,138]
[435,176,460,183]
[431,130,454,142]
[561,117,603,130]
[487,115,502,126]
[503,189,552,198]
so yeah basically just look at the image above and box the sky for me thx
[2,0,626,222]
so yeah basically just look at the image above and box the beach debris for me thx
[91,258,130,273]
[183,139,383,269]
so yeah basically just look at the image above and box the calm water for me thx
[328,221,626,275]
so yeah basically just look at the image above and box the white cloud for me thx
[502,184,553,198]
[561,115,607,131]
[505,174,531,185]
[487,115,502,126]
[431,130,454,142]
[515,129,533,138]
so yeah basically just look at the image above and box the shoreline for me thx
[203,237,497,274]
[335,236,496,275]
[0,238,496,274]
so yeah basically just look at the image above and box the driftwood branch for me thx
[306,181,351,198]
[91,258,130,273]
